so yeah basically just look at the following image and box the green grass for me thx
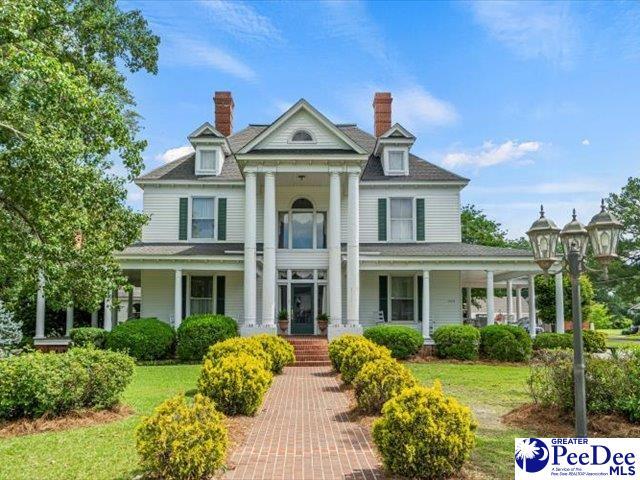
[599,328,640,347]
[407,361,533,480]
[0,364,201,480]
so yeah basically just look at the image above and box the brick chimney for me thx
[373,92,392,137]
[214,91,234,137]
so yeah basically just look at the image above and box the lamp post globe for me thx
[586,199,623,268]
[526,205,560,273]
[559,209,589,261]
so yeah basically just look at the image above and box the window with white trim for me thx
[384,148,408,175]
[391,276,414,321]
[290,130,314,143]
[191,197,215,239]
[195,146,220,175]
[190,276,213,314]
[278,198,326,249]
[389,198,413,241]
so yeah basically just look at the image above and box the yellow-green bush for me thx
[328,334,369,372]
[198,353,273,416]
[373,383,477,479]
[136,393,228,480]
[353,358,417,414]
[204,337,272,372]
[339,340,392,385]
[252,334,295,374]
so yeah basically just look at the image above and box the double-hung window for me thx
[389,198,413,241]
[391,277,414,321]
[385,148,408,175]
[190,276,213,314]
[191,197,215,239]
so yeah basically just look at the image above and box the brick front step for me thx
[283,336,330,367]
[293,360,332,367]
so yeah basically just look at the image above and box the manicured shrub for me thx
[176,314,238,362]
[0,348,134,419]
[432,325,480,360]
[480,324,532,362]
[581,330,607,353]
[106,318,175,361]
[136,393,228,480]
[328,334,369,371]
[252,334,295,374]
[339,340,392,385]
[364,325,423,359]
[353,358,417,414]
[69,327,107,349]
[533,332,573,350]
[198,353,273,416]
[204,337,272,372]
[67,348,134,409]
[372,383,477,479]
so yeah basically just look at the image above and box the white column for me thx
[103,295,113,332]
[35,271,45,338]
[91,310,98,328]
[422,270,431,341]
[555,272,565,333]
[528,274,537,338]
[328,171,342,325]
[261,171,276,327]
[516,287,523,320]
[65,305,74,336]
[243,171,257,326]
[486,271,495,325]
[174,269,182,328]
[506,280,513,322]
[346,172,360,326]
[465,287,472,320]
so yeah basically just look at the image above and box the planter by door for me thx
[291,283,314,335]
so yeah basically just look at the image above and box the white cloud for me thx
[155,145,194,164]
[581,138,590,146]
[198,0,283,44]
[393,86,458,127]
[469,179,606,195]
[166,36,256,81]
[443,140,542,168]
[470,1,579,67]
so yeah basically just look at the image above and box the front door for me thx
[291,283,314,334]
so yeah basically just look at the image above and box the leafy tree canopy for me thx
[461,204,531,250]
[534,274,594,325]
[0,0,158,311]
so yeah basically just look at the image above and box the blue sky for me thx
[120,0,640,238]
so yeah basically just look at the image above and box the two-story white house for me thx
[113,91,542,341]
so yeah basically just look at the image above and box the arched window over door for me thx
[278,198,326,249]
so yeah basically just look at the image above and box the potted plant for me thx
[316,313,329,334]
[277,309,289,334]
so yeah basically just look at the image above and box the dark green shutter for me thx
[417,276,423,322]
[416,198,425,241]
[378,198,387,241]
[181,275,187,320]
[216,276,225,315]
[217,198,227,240]
[379,276,388,321]
[179,198,188,240]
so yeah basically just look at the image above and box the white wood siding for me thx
[359,185,461,243]
[140,270,173,322]
[254,110,350,150]
[142,185,245,242]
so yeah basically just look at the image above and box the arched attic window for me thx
[291,198,314,209]
[279,198,326,249]
[291,130,314,143]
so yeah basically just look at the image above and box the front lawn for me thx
[599,328,640,348]
[0,364,201,480]
[407,361,534,480]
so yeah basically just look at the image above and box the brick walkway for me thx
[225,366,384,480]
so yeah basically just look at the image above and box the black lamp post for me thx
[526,200,623,437]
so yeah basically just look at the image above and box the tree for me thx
[0,1,158,311]
[0,301,22,348]
[534,274,594,325]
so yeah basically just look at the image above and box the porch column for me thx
[516,286,523,320]
[465,287,472,320]
[65,305,74,337]
[174,269,182,328]
[346,172,360,326]
[35,271,45,339]
[91,310,98,328]
[328,171,342,325]
[261,171,276,327]
[422,270,431,341]
[528,274,537,338]
[243,171,257,326]
[506,280,513,322]
[555,272,565,333]
[103,295,113,332]
[486,271,495,325]
[127,288,134,320]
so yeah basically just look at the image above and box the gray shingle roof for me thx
[119,243,244,256]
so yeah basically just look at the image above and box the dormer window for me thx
[195,146,221,175]
[384,148,409,176]
[290,130,314,143]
